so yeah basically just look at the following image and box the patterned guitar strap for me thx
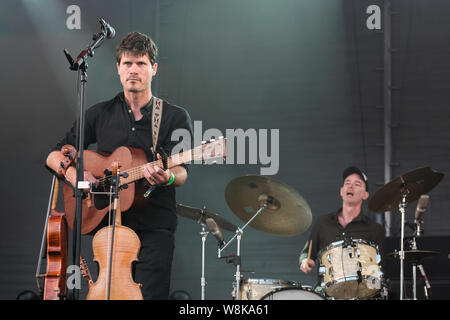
[144,96,164,198]
[151,96,163,157]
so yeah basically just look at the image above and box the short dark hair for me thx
[116,32,158,65]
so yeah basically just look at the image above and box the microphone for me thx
[99,19,116,39]
[205,218,225,247]
[414,195,429,220]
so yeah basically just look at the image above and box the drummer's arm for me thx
[299,220,320,274]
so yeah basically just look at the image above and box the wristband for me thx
[164,172,175,186]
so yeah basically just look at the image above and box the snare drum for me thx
[261,286,325,300]
[236,278,300,300]
[318,239,383,299]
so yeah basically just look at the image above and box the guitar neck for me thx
[119,149,194,186]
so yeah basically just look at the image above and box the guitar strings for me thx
[90,146,203,188]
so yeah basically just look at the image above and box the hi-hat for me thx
[369,166,444,213]
[388,250,440,264]
[224,175,312,236]
[176,203,237,232]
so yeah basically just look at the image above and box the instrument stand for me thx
[106,167,121,300]
[398,191,408,300]
[409,217,430,300]
[200,225,209,300]
[218,204,267,300]
[63,22,113,300]
[192,207,210,300]
[409,236,418,300]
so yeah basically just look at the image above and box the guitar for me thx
[63,138,227,234]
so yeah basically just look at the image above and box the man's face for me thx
[340,173,369,205]
[117,52,157,93]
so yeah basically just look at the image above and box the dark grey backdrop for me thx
[0,0,449,300]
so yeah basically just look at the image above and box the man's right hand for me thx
[300,258,315,274]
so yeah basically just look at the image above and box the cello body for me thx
[86,161,143,300]
[87,224,143,300]
[43,179,68,300]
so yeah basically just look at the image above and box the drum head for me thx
[261,287,324,300]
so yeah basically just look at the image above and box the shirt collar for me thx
[117,92,154,114]
[333,207,368,223]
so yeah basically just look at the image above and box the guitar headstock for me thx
[193,137,227,164]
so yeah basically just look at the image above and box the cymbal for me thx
[225,175,312,236]
[388,250,440,263]
[369,166,444,213]
[176,203,237,232]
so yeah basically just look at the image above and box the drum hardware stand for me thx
[200,224,208,300]
[398,190,409,300]
[218,203,268,300]
[408,215,431,300]
[192,206,209,300]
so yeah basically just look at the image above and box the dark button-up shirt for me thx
[53,92,193,232]
[299,209,385,264]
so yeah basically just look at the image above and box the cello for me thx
[36,145,75,299]
[36,177,68,300]
[86,161,143,300]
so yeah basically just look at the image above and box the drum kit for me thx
[176,166,444,300]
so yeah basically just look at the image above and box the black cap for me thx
[343,166,368,191]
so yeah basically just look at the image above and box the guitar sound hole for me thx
[92,179,111,210]
[93,194,110,210]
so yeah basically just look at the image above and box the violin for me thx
[86,161,143,300]
[42,178,68,300]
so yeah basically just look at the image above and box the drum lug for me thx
[376,253,381,264]
[318,265,326,276]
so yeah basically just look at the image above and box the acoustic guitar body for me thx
[62,147,148,235]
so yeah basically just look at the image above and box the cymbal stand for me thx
[218,204,267,300]
[398,191,408,300]
[196,207,209,300]
[409,234,418,300]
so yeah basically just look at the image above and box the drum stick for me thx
[307,240,312,261]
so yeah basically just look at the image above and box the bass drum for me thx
[261,286,324,300]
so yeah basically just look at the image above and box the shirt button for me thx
[128,109,132,113]
[132,127,135,131]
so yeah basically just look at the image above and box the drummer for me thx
[299,166,385,283]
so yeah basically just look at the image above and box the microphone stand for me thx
[63,22,111,300]
[218,204,268,300]
[412,216,431,300]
